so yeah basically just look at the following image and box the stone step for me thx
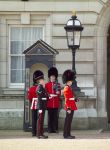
[0,95,24,109]
[0,95,24,100]
[0,109,23,130]
[75,91,86,97]
[0,100,24,109]
[59,108,97,118]
[0,109,23,118]
[0,95,96,109]
[2,88,24,95]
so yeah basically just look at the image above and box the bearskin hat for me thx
[33,70,44,83]
[62,69,75,84]
[48,67,58,78]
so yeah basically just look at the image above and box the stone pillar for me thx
[0,18,7,90]
[45,14,52,45]
[96,33,107,117]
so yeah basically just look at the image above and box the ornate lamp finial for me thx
[72,11,76,17]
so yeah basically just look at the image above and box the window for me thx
[10,27,43,87]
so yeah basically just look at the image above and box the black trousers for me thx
[37,110,45,136]
[32,109,38,136]
[48,108,59,132]
[63,110,74,138]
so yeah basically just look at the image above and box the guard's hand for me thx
[49,97,52,99]
[56,91,60,95]
[67,110,71,114]
[39,110,42,113]
[75,98,80,102]
[61,90,64,96]
[42,83,45,88]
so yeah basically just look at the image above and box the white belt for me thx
[50,94,58,97]
[32,98,47,100]
[31,98,38,109]
[31,97,47,109]
[32,98,38,101]
[69,98,75,101]
[42,98,47,100]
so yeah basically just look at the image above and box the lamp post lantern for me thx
[64,11,84,92]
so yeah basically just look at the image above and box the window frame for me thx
[9,25,45,88]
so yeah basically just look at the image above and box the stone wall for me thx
[0,95,24,129]
[0,0,110,129]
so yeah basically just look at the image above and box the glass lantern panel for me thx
[74,31,81,46]
[74,20,81,26]
[67,20,73,26]
[67,31,74,47]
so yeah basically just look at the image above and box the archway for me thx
[29,63,49,128]
[96,2,110,125]
[30,63,48,86]
[107,25,110,122]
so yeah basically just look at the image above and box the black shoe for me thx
[52,130,57,133]
[69,135,75,139]
[48,130,57,133]
[64,136,75,139]
[37,135,48,139]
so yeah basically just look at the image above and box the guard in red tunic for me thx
[45,67,61,133]
[62,69,79,139]
[36,70,48,139]
[27,71,38,136]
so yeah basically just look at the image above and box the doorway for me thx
[107,25,110,123]
[23,40,59,131]
[30,63,48,86]
[29,63,48,128]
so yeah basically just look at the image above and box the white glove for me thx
[56,91,60,95]
[39,110,42,113]
[49,96,52,99]
[67,110,71,114]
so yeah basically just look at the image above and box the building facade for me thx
[0,0,110,129]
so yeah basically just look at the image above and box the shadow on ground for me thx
[0,130,110,139]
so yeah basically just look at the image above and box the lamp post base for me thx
[71,48,85,97]
[72,79,80,92]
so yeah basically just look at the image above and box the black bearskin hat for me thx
[33,70,44,83]
[62,69,75,84]
[48,67,58,78]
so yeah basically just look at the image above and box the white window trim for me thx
[9,25,45,88]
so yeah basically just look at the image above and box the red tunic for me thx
[63,85,77,111]
[45,82,61,108]
[28,85,38,110]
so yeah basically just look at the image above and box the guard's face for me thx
[50,75,56,82]
[68,81,73,86]
[39,79,45,87]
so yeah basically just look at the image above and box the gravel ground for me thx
[0,130,110,150]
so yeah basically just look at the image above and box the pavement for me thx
[0,130,110,150]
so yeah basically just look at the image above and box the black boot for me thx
[37,134,48,139]
[64,135,75,139]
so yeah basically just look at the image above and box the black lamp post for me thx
[64,11,83,92]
